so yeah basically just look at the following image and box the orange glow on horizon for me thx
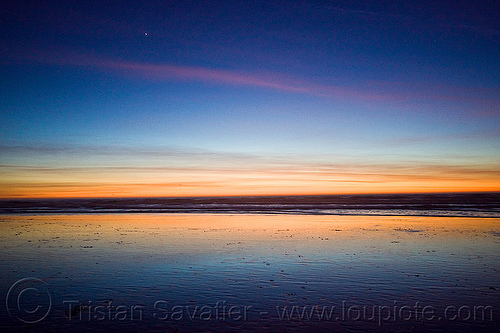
[1,181,498,199]
[1,162,498,199]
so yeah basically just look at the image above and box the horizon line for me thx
[1,190,498,201]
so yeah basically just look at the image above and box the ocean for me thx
[1,192,499,217]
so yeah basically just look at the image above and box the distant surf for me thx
[1,192,499,217]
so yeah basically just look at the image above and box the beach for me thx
[1,214,499,332]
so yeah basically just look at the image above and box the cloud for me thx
[4,45,496,114]
[2,47,417,103]
[87,55,400,102]
[382,130,500,146]
[2,142,498,181]
[294,1,500,37]
[2,141,499,197]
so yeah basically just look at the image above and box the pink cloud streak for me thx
[10,48,401,102]
[97,58,397,102]
[6,47,500,110]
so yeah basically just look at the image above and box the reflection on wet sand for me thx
[1,214,499,332]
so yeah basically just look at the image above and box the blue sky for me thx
[1,0,499,197]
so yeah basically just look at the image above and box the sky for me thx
[0,0,499,198]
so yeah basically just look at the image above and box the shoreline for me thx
[1,214,499,332]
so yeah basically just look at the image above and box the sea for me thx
[1,192,499,217]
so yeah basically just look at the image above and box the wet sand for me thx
[1,214,499,332]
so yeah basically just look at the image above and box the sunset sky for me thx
[1,0,499,198]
